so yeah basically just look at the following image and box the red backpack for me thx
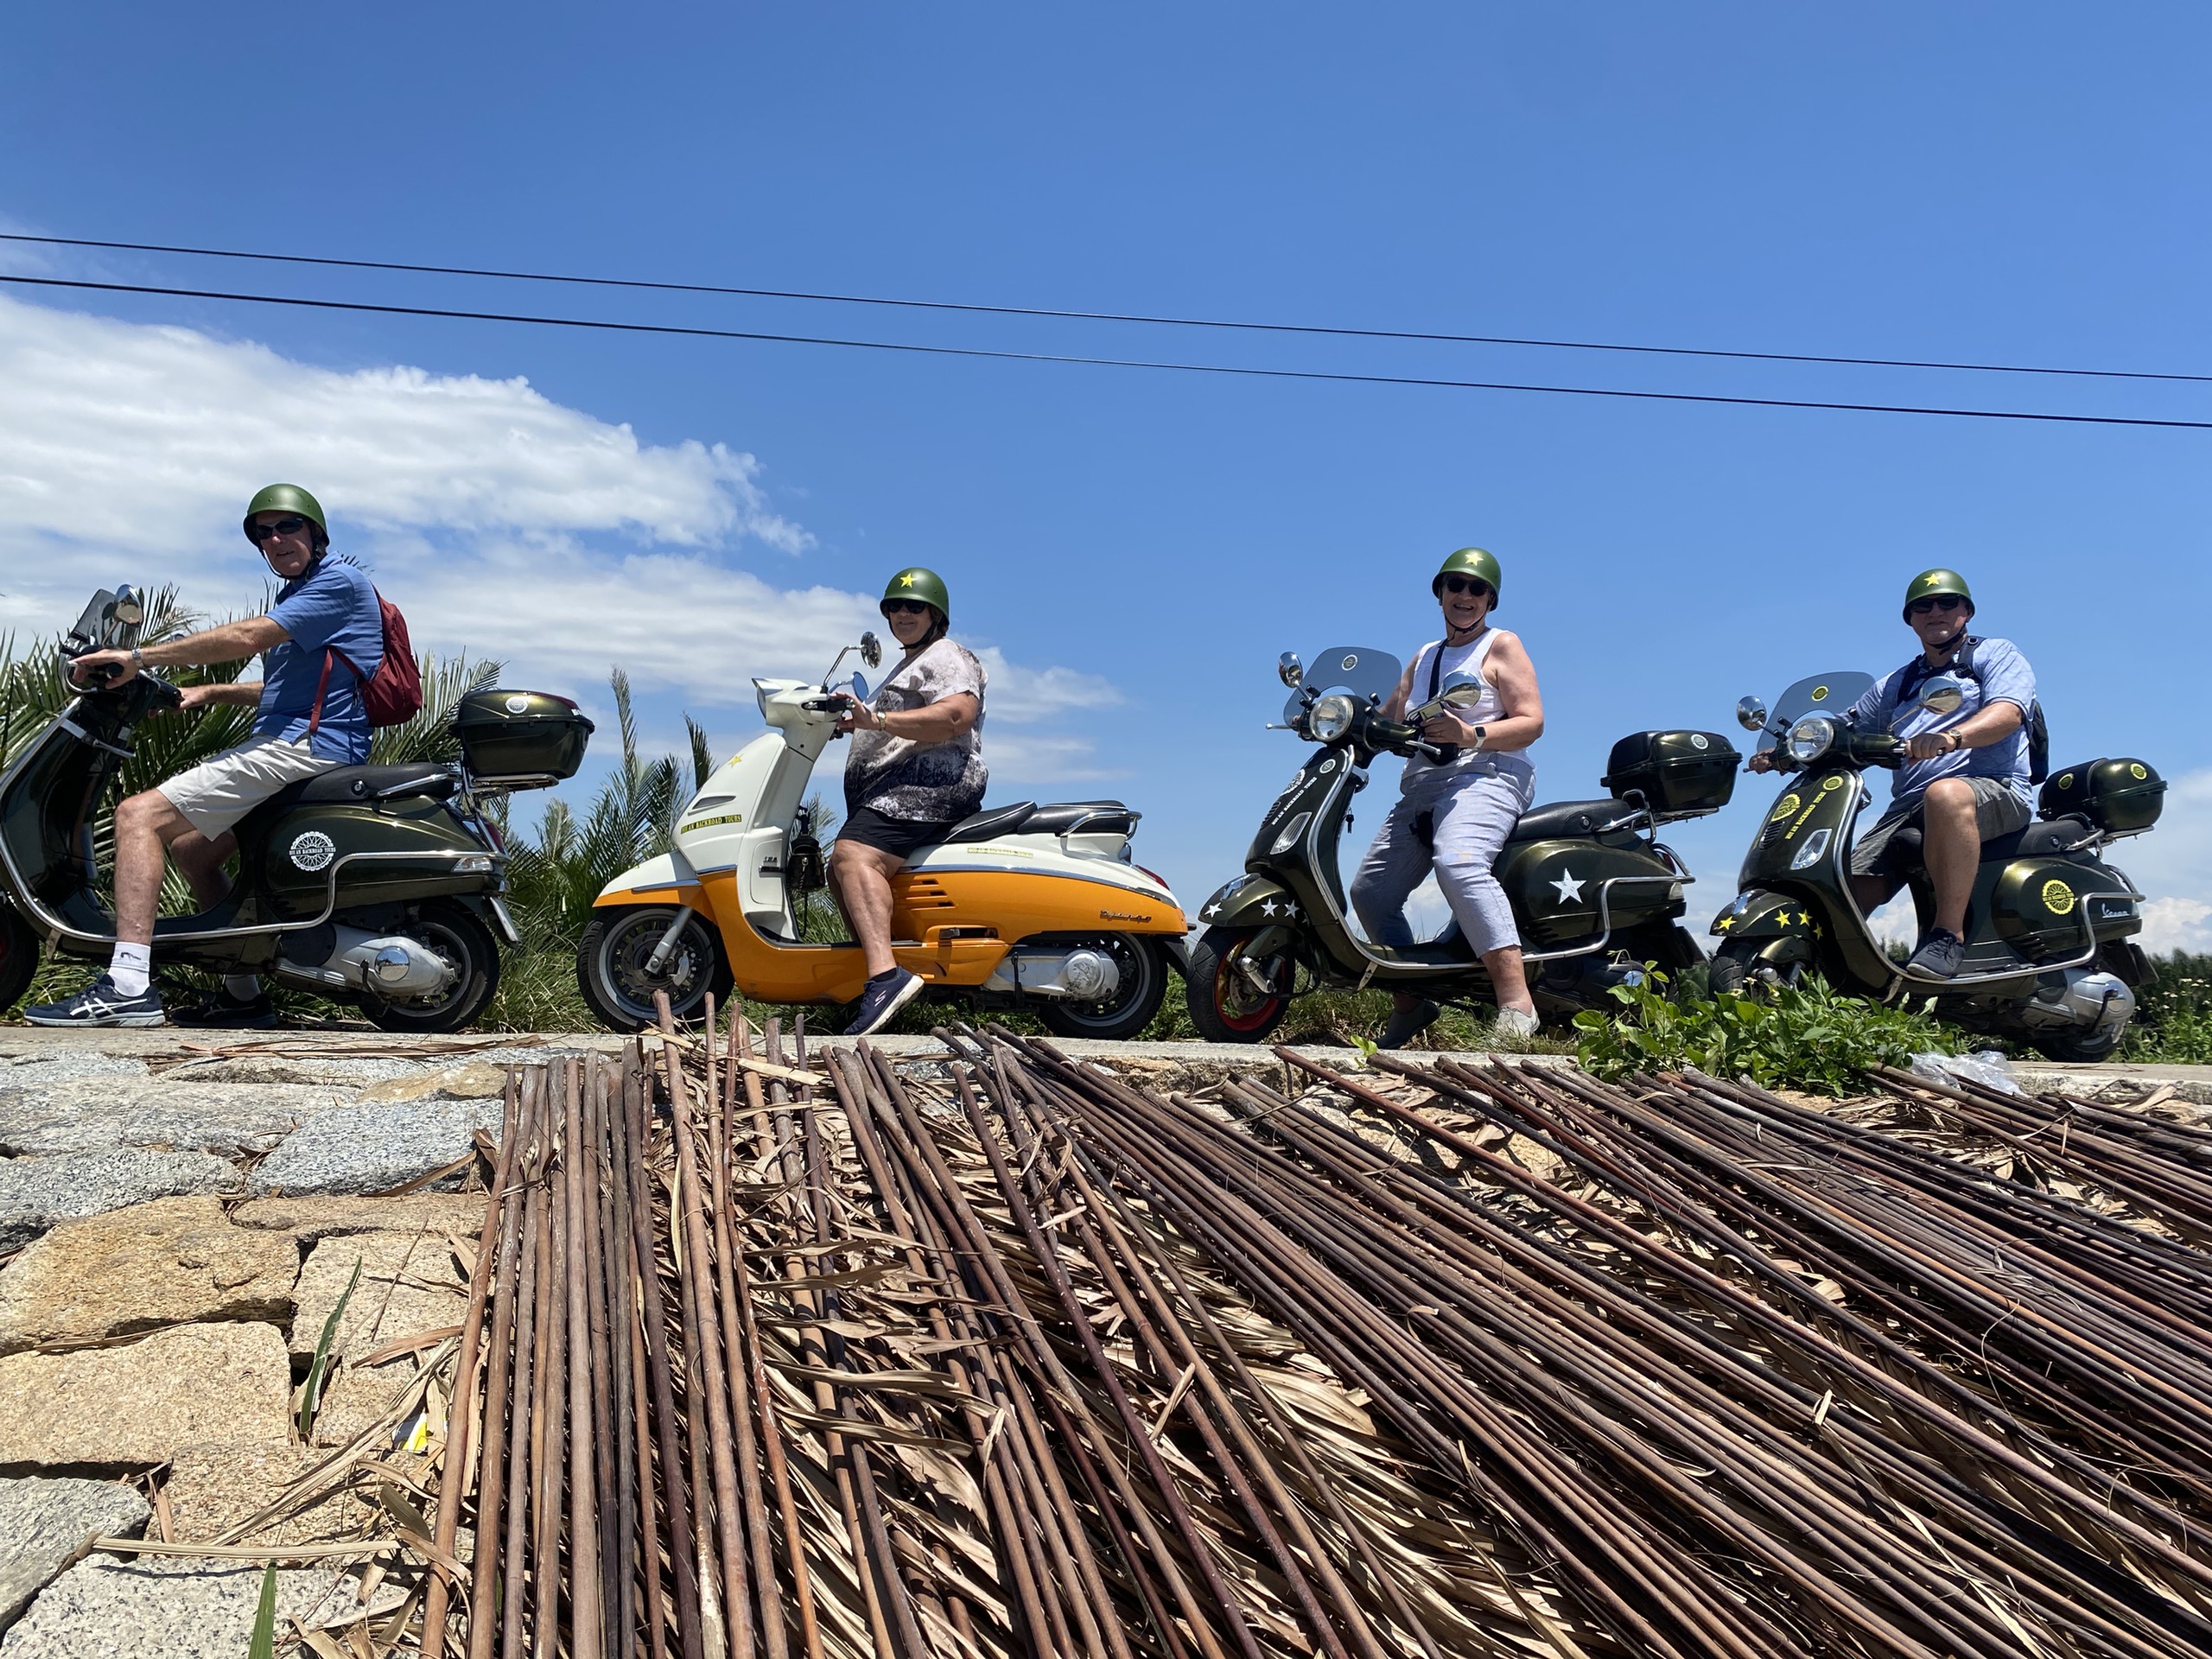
[308,590,423,734]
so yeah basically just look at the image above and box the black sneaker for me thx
[1379,998,1442,1051]
[171,987,280,1029]
[1908,927,1966,978]
[23,974,167,1027]
[844,968,925,1036]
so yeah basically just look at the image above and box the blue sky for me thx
[4,3,2209,946]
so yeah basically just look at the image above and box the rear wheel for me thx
[1708,940,1804,995]
[576,905,732,1033]
[2030,1021,2129,1064]
[361,901,501,1033]
[1037,935,1168,1041]
[0,905,40,1016]
[1184,926,1294,1045]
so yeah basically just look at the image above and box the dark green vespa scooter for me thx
[1183,643,1741,1041]
[1711,669,2160,1060]
[0,585,593,1030]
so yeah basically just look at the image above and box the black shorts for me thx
[837,807,958,861]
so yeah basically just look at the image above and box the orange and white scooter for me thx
[578,632,1187,1035]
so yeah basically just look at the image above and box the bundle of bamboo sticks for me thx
[419,1017,2212,1659]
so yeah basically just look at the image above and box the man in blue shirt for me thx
[1843,568,2037,978]
[26,485,384,1027]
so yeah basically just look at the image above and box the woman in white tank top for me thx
[1348,546,1546,1046]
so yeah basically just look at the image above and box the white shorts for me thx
[158,736,339,838]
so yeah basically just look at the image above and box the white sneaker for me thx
[1493,1007,1540,1041]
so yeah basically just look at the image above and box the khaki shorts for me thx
[159,736,338,838]
[1851,777,2033,878]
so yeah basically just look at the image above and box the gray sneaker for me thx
[1908,928,1965,978]
[844,968,925,1036]
[23,974,167,1027]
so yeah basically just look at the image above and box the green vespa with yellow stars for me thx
[1711,669,2162,1061]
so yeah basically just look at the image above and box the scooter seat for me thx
[944,799,1137,841]
[289,764,458,806]
[1506,798,1637,843]
[1880,811,2093,874]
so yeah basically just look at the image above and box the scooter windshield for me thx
[1282,645,1403,725]
[1759,671,1876,752]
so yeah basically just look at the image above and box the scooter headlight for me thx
[1307,694,1357,743]
[1784,714,1837,765]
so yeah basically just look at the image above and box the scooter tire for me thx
[0,904,39,1016]
[360,901,501,1034]
[576,905,732,1033]
[1037,936,1169,1041]
[1183,926,1293,1046]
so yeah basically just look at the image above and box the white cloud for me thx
[0,290,1120,785]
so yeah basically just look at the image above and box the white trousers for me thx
[1350,757,1535,957]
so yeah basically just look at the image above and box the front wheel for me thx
[1037,936,1169,1041]
[360,901,501,1033]
[2029,1021,2129,1064]
[1708,939,1805,995]
[0,904,41,1016]
[576,905,732,1033]
[1183,926,1294,1045]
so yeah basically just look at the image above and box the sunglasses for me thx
[881,599,934,616]
[1439,575,1494,599]
[246,515,314,544]
[1908,594,1966,615]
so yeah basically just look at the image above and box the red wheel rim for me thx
[1211,960,1287,1033]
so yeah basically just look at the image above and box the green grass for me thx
[2122,951,2212,1065]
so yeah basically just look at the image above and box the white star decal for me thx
[1551,869,1586,905]
[1260,898,1280,917]
[1203,902,1220,919]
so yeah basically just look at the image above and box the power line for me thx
[6,229,2208,389]
[5,270,2210,432]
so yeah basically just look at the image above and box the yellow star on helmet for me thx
[898,572,918,587]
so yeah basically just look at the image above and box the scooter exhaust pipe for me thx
[273,925,457,999]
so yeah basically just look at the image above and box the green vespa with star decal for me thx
[1712,669,2160,1060]
[1184,644,1738,1041]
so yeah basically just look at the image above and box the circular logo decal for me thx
[1319,757,1338,773]
[289,830,336,873]
[2129,762,2148,780]
[1340,653,1359,671]
[2041,878,2077,915]
[504,694,531,715]
[1769,793,1802,823]
[1821,775,1846,791]
[2056,772,2074,790]
[1690,734,1710,750]
[1810,684,1829,702]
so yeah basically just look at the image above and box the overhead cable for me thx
[4,229,2208,387]
[4,271,2209,431]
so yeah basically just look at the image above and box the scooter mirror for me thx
[1917,677,1966,717]
[1277,652,1304,689]
[860,632,882,670]
[111,586,144,628]
[1736,696,1769,733]
[847,671,868,702]
[1440,683,1485,708]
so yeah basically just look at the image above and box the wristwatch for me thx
[1469,724,1488,753]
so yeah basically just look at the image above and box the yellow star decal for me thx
[1812,923,1824,939]
[898,572,918,587]
[1716,914,1733,931]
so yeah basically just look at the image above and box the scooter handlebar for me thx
[1369,716,1443,761]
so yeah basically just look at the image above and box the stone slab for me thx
[0,1554,340,1658]
[353,1059,512,1103]
[0,1150,242,1255]
[0,1478,149,1632]
[160,1440,358,1548]
[230,1192,488,1244]
[245,1097,507,1198]
[0,1199,299,1355]
[0,1323,292,1472]
[289,1230,470,1364]
[0,1080,346,1158]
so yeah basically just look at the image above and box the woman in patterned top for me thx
[830,566,988,1034]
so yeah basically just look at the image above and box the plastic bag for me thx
[1909,1049,2023,1096]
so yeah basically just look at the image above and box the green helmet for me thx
[242,483,328,546]
[881,566,950,621]
[1902,567,1974,622]
[1432,546,1503,609]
